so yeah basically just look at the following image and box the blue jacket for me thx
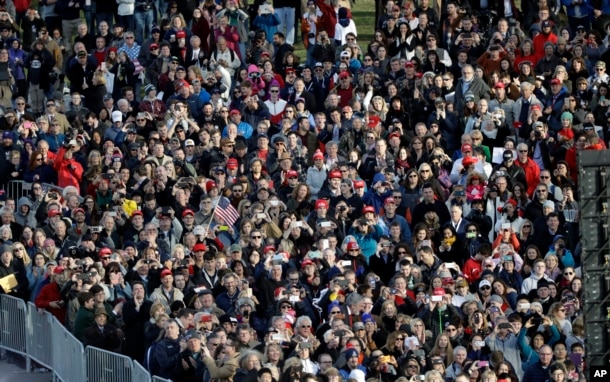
[380,214,412,247]
[544,87,568,132]
[252,13,281,43]
[561,0,593,18]
[349,224,383,263]
[154,337,181,379]
[362,188,391,214]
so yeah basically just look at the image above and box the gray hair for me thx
[346,292,364,308]
[295,316,312,327]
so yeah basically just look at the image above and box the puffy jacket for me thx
[154,337,181,379]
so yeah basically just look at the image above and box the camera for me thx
[334,330,345,337]
[308,33,315,38]
[534,130,543,140]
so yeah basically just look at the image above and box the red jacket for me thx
[462,258,483,284]
[35,281,67,324]
[515,157,540,198]
[53,147,84,193]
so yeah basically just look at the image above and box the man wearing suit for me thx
[122,281,152,362]
[83,307,121,351]
[43,100,71,134]
[184,35,207,68]
[453,64,491,119]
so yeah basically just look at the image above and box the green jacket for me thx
[73,306,96,342]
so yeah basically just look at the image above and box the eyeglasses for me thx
[540,176,550,179]
[523,225,531,228]
[480,286,491,290]
[420,170,430,173]
[251,236,262,239]
[270,89,279,93]
[536,190,547,193]
[300,325,311,328]
[395,337,404,341]
[330,311,340,315]
[16,102,24,105]
[596,68,605,71]
[125,36,134,39]
[407,365,418,368]
[101,256,111,260]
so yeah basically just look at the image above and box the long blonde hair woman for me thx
[368,95,389,121]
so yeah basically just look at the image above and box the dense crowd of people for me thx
[0,0,609,381]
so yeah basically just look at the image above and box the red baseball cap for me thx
[72,208,85,216]
[353,180,365,189]
[384,197,396,205]
[329,170,342,179]
[346,242,360,251]
[193,242,207,252]
[315,199,328,210]
[48,209,62,217]
[363,205,375,214]
[99,248,112,256]
[227,158,238,170]
[461,143,473,153]
[160,269,173,278]
[131,210,143,218]
[182,209,195,218]
[176,30,186,39]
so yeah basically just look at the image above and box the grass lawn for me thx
[293,0,378,59]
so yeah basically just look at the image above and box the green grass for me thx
[293,0,378,59]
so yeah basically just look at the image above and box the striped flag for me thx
[214,197,239,226]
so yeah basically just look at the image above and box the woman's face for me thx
[297,185,308,198]
[268,345,280,360]
[416,229,427,240]
[432,277,442,288]
[532,335,545,349]
[399,148,408,160]
[493,282,505,295]
[242,222,251,233]
[438,335,448,347]
[384,304,396,316]
[527,249,538,259]
[571,279,582,291]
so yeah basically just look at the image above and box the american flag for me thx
[214,197,239,226]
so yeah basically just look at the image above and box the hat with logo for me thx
[112,111,123,122]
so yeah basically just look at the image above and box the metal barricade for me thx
[86,345,134,382]
[52,316,86,382]
[133,360,152,382]
[152,376,173,382]
[26,302,53,370]
[0,295,30,369]
[4,180,31,201]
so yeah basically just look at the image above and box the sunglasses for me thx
[480,286,491,290]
